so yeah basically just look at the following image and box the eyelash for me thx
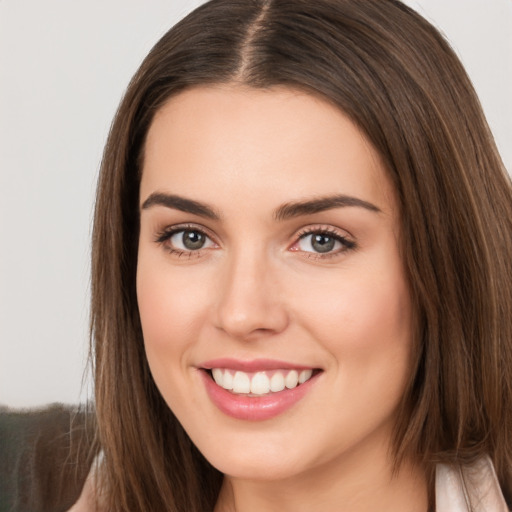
[154,224,356,260]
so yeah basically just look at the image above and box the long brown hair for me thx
[90,0,512,510]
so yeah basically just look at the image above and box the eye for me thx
[171,230,213,251]
[155,226,217,255]
[291,228,356,257]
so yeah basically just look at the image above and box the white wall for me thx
[1,0,510,408]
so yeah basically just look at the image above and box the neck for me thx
[214,440,428,512]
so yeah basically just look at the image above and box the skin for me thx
[137,85,428,512]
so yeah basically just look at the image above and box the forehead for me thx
[141,85,396,217]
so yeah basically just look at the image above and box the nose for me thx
[213,249,289,340]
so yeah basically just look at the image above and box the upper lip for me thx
[200,358,318,372]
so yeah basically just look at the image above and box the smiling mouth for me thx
[205,368,321,396]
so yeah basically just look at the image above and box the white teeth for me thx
[250,372,270,395]
[232,371,251,394]
[210,368,315,396]
[285,370,299,389]
[299,369,313,384]
[212,368,223,386]
[270,372,285,392]
[222,371,234,390]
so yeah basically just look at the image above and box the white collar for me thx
[436,456,509,511]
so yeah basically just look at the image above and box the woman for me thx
[75,0,512,510]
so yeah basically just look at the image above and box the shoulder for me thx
[67,472,97,512]
[67,453,107,512]
[436,456,509,512]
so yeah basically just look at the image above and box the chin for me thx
[207,452,304,481]
[191,423,335,484]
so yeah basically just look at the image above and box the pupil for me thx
[183,231,205,250]
[312,234,335,253]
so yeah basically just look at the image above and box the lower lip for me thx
[200,370,320,421]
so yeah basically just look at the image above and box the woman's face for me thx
[137,85,413,481]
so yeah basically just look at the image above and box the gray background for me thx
[1,0,511,408]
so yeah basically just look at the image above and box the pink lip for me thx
[200,358,316,372]
[199,368,321,421]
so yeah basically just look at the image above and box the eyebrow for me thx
[141,192,381,220]
[274,194,381,220]
[141,192,219,219]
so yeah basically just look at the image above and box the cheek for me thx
[292,256,412,360]
[295,261,413,436]
[136,257,215,415]
[136,257,210,361]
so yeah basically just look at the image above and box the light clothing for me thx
[436,456,509,511]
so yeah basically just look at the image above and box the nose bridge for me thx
[214,243,288,339]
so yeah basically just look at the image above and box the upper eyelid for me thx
[155,223,216,241]
[295,224,354,240]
